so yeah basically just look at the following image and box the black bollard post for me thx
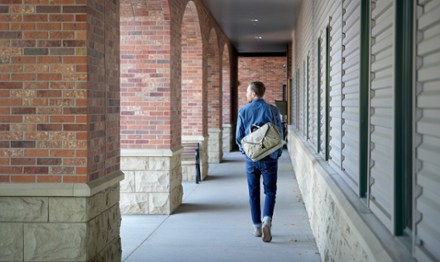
[195,143,201,184]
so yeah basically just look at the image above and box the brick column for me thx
[119,0,183,214]
[207,30,222,163]
[0,1,122,261]
[179,1,208,182]
[222,45,233,153]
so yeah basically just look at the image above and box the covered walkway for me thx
[121,151,320,262]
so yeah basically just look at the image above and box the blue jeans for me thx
[246,157,278,226]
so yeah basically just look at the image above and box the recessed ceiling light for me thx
[250,19,259,22]
[255,36,263,40]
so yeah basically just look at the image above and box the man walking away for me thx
[236,81,283,243]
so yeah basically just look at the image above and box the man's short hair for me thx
[249,81,266,97]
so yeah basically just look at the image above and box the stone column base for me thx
[200,137,209,180]
[208,128,223,163]
[0,171,124,262]
[120,148,183,215]
[222,124,233,153]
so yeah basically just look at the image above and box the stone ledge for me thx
[182,135,207,143]
[287,128,414,262]
[0,170,124,197]
[121,147,183,157]
[208,127,223,134]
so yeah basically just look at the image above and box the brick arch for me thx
[120,0,170,19]
[181,1,203,137]
[207,28,221,129]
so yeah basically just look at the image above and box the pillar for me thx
[119,0,183,214]
[208,128,223,163]
[222,124,234,153]
[0,1,122,261]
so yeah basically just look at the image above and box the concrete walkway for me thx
[121,150,321,262]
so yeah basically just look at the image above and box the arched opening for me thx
[181,1,205,181]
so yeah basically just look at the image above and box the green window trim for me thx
[325,25,330,161]
[306,55,310,140]
[394,0,413,236]
[317,38,321,153]
[359,0,369,198]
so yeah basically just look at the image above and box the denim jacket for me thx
[236,98,283,159]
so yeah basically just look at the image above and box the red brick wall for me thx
[222,44,231,125]
[121,0,233,149]
[120,0,174,150]
[181,1,203,137]
[207,29,221,129]
[0,0,120,183]
[87,0,120,181]
[169,0,182,149]
[238,56,287,108]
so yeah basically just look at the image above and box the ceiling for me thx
[201,0,303,54]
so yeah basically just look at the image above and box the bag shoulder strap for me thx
[269,104,278,126]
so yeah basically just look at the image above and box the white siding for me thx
[414,0,440,261]
[312,0,344,161]
[329,6,344,169]
[295,0,315,139]
[368,0,394,231]
[341,0,361,192]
